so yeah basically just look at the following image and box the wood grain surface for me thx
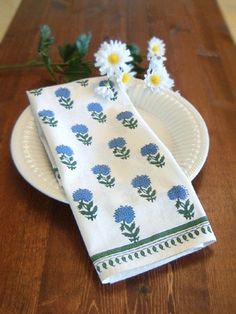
[0,0,235,313]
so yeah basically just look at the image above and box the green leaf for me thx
[188,232,194,239]
[122,232,133,237]
[110,177,115,184]
[160,156,165,163]
[109,260,114,266]
[183,234,188,241]
[38,25,55,55]
[171,239,176,246]
[128,254,133,260]
[151,190,156,197]
[176,199,181,209]
[185,199,190,209]
[152,246,157,252]
[79,210,90,215]
[131,63,146,75]
[165,241,170,248]
[133,226,140,237]
[127,43,146,76]
[127,43,140,56]
[140,250,146,256]
[58,43,77,62]
[90,205,98,215]
[207,226,212,233]
[146,186,152,193]
[115,257,120,264]
[127,43,142,63]
[86,201,93,210]
[37,25,56,81]
[189,204,194,212]
[177,237,183,244]
[64,59,92,82]
[129,222,135,231]
[102,262,107,269]
[76,32,92,57]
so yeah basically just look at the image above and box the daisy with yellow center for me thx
[144,64,174,93]
[122,72,131,84]
[147,37,166,61]
[94,40,133,77]
[108,53,120,65]
[117,66,135,90]
[150,74,161,86]
[152,44,159,53]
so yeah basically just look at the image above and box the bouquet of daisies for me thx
[94,37,174,98]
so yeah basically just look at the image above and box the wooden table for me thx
[0,0,235,313]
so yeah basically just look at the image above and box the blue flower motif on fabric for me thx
[87,103,107,123]
[71,124,88,134]
[116,111,138,129]
[141,143,158,156]
[99,79,114,88]
[132,175,151,188]
[108,137,126,148]
[88,103,103,113]
[92,164,110,176]
[55,88,70,98]
[96,79,118,101]
[30,88,43,96]
[91,164,115,188]
[73,188,98,220]
[56,145,73,156]
[167,185,194,220]
[56,145,77,170]
[116,111,133,120]
[114,205,135,223]
[141,143,165,168]
[55,87,74,109]
[76,79,89,87]
[108,137,130,159]
[71,124,92,146]
[114,205,140,243]
[168,185,188,200]
[131,175,156,202]
[73,188,93,202]
[38,109,58,127]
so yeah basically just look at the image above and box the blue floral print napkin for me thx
[27,77,216,284]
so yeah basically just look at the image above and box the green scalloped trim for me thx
[92,218,213,274]
[92,216,208,262]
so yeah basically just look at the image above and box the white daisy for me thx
[144,64,174,93]
[149,55,166,70]
[94,40,133,77]
[117,66,135,91]
[147,37,166,61]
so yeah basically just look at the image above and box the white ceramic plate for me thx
[10,81,209,204]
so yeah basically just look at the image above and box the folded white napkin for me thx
[27,77,216,284]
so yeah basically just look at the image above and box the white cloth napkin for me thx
[27,77,216,284]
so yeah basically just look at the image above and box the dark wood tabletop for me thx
[0,0,235,313]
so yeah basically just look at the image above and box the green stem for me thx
[122,221,139,242]
[0,60,68,71]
